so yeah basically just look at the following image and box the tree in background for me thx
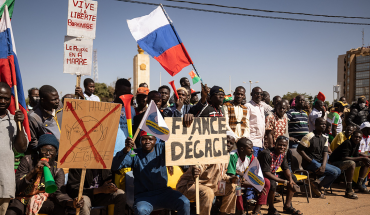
[95,83,114,102]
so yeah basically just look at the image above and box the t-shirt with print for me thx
[265,113,288,141]
[327,111,342,134]
[258,148,289,173]
[226,150,253,175]
[297,132,328,167]
[359,135,370,156]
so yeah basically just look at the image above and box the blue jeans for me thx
[134,188,190,215]
[305,159,341,188]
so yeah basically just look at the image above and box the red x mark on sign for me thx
[59,102,120,168]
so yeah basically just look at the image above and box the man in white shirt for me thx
[308,100,325,132]
[75,78,101,102]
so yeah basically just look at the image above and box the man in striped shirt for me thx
[287,95,309,148]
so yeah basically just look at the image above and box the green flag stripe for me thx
[0,0,15,19]
[192,76,200,84]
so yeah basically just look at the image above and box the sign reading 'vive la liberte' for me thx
[164,117,229,166]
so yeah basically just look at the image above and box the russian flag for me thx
[127,6,193,77]
[0,6,30,141]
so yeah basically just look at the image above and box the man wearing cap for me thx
[359,122,370,158]
[0,82,28,215]
[112,131,190,215]
[190,90,200,105]
[327,102,345,138]
[189,85,225,117]
[135,87,149,116]
[347,97,368,129]
[6,134,84,215]
[222,86,249,140]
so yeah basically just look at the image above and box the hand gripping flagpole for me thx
[159,4,203,85]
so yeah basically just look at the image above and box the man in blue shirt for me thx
[112,131,190,215]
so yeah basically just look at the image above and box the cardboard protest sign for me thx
[244,158,265,192]
[58,99,121,169]
[165,117,229,166]
[67,0,98,39]
[63,36,93,76]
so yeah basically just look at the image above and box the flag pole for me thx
[13,85,22,131]
[159,4,203,84]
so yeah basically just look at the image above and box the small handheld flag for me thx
[189,70,200,85]
[223,94,233,103]
[119,94,136,157]
[0,0,15,19]
[138,100,170,141]
[244,158,265,192]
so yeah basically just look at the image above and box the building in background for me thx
[337,47,370,103]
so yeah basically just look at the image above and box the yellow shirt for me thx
[330,132,349,151]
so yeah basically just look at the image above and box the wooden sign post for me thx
[57,99,121,214]
[164,117,229,214]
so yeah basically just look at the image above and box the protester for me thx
[227,137,270,215]
[134,87,149,116]
[258,136,303,215]
[113,78,136,156]
[272,96,282,109]
[308,100,325,132]
[190,91,200,105]
[183,86,192,105]
[158,85,171,110]
[246,87,267,157]
[112,131,190,215]
[28,85,62,151]
[327,102,345,138]
[0,82,28,214]
[287,95,309,148]
[61,94,74,106]
[262,91,273,115]
[330,125,355,151]
[329,130,370,198]
[359,122,370,158]
[303,101,311,117]
[265,100,289,149]
[189,85,224,117]
[283,99,290,111]
[169,77,191,104]
[347,96,368,129]
[171,87,192,117]
[298,118,341,198]
[6,134,83,215]
[222,86,249,139]
[227,131,237,153]
[139,82,148,88]
[27,87,39,111]
[67,168,126,215]
[75,78,100,102]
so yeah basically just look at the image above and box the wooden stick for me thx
[132,127,141,142]
[13,85,22,131]
[75,75,82,99]
[196,177,200,214]
[76,168,86,215]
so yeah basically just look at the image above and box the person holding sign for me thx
[257,136,303,215]
[227,138,270,215]
[75,78,100,102]
[112,131,190,215]
[6,134,84,215]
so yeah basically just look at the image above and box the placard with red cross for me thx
[58,99,121,169]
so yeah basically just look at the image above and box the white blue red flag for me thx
[127,6,193,76]
[0,6,30,141]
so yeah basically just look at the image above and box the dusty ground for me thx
[255,182,370,215]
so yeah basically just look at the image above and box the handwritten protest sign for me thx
[58,99,121,169]
[63,36,93,76]
[164,117,229,166]
[67,0,98,39]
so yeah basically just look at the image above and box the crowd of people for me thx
[1,76,370,215]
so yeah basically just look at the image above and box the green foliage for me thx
[282,91,311,102]
[94,83,114,102]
